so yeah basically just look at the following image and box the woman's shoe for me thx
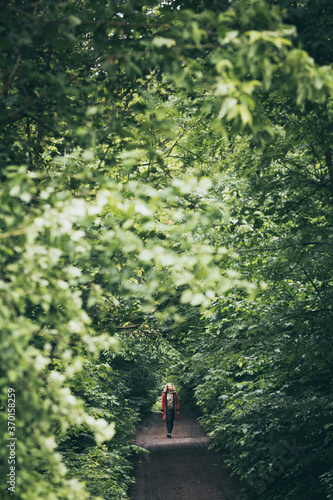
[167,433,171,438]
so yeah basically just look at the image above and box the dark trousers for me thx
[166,407,175,434]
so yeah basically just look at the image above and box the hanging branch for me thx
[300,265,332,317]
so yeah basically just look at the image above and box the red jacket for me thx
[161,391,180,420]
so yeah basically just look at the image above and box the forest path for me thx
[131,411,245,500]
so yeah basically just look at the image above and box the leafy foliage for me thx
[1,0,333,499]
[174,99,333,499]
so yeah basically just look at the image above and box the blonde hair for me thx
[164,383,175,393]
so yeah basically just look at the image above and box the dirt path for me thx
[131,412,246,500]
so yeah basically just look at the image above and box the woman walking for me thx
[161,383,180,438]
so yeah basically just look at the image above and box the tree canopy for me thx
[1,1,333,499]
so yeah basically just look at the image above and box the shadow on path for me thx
[131,412,246,500]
